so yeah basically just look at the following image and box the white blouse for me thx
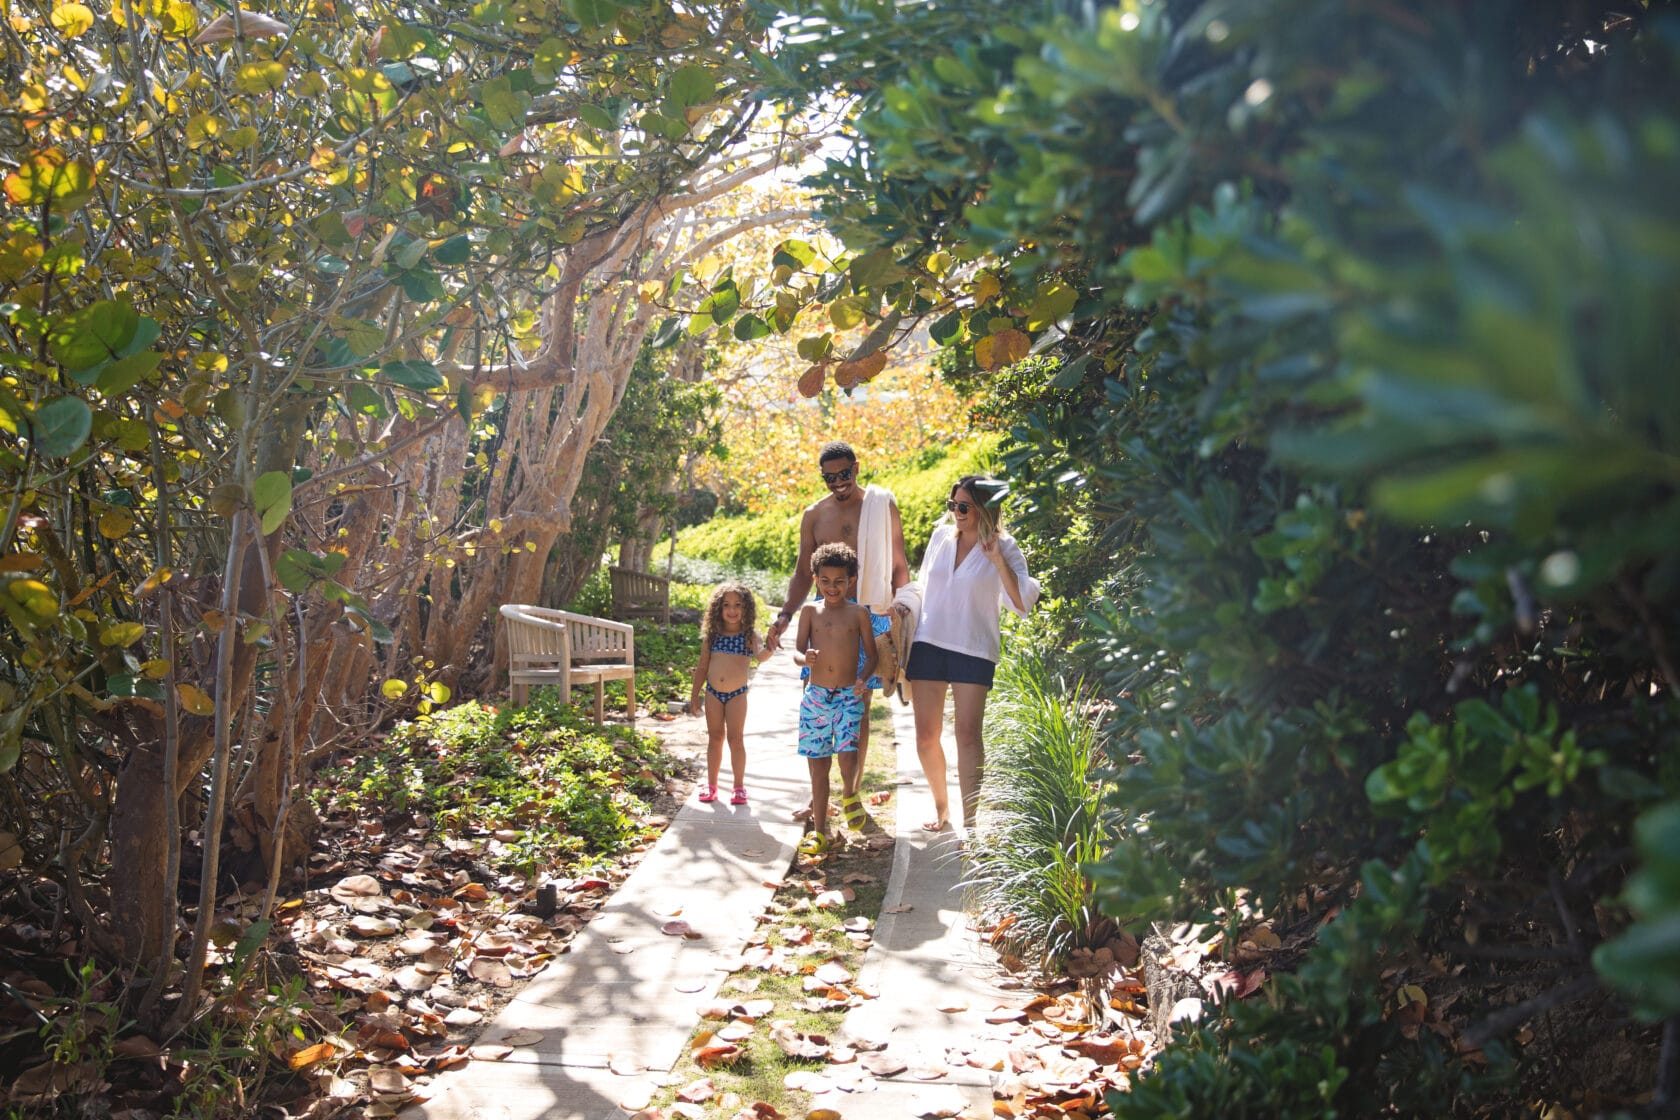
[912,522,1040,664]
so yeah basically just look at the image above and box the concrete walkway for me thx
[407,654,1011,1120]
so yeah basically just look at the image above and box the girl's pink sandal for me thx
[698,785,718,803]
[730,786,748,805]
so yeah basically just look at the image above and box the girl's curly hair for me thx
[702,582,758,641]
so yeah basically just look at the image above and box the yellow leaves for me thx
[235,60,287,96]
[6,578,58,619]
[186,114,224,150]
[971,271,1001,305]
[176,683,216,716]
[3,148,96,212]
[98,510,135,539]
[381,679,409,700]
[113,0,197,38]
[975,328,1030,371]
[49,3,95,38]
[925,250,952,276]
[100,621,145,647]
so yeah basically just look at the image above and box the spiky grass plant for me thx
[966,635,1113,968]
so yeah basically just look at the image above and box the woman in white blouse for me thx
[902,476,1039,832]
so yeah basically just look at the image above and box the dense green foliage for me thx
[760,0,1680,1111]
[674,435,999,572]
[319,695,672,876]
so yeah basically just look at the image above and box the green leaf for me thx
[667,65,715,109]
[696,283,739,326]
[253,470,293,535]
[433,234,472,266]
[50,300,139,372]
[96,351,163,395]
[99,621,146,647]
[1050,354,1092,390]
[379,360,444,390]
[650,317,684,349]
[773,239,818,270]
[1027,282,1076,330]
[733,313,771,342]
[829,297,866,331]
[928,309,964,346]
[579,103,616,130]
[33,396,92,457]
[565,0,620,30]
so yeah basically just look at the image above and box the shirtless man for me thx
[766,441,910,817]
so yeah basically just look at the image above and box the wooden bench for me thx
[500,604,636,723]
[608,566,671,625]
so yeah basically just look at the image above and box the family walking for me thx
[687,439,1039,853]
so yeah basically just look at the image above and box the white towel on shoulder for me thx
[856,484,894,613]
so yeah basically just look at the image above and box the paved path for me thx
[407,654,1011,1120]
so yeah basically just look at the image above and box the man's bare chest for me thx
[811,506,858,548]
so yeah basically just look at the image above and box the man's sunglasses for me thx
[820,466,855,485]
[945,499,973,514]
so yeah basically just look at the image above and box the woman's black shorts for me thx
[903,641,995,688]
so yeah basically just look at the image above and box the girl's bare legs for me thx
[703,692,726,790]
[724,692,749,791]
[951,682,990,829]
[911,679,951,830]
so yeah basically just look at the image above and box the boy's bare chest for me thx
[811,609,857,646]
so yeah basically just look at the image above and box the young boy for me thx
[792,542,878,855]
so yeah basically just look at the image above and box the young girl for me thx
[688,582,767,804]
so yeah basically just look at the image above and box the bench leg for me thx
[511,681,528,707]
[625,674,635,722]
[593,680,605,725]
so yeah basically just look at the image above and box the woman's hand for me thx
[981,536,1008,569]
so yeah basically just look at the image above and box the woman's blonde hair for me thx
[702,582,757,640]
[953,475,1003,544]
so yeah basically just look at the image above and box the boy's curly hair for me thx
[701,582,757,641]
[811,541,858,578]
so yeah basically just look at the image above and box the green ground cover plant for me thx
[316,695,674,878]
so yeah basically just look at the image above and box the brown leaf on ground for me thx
[677,1077,716,1102]
[860,1052,907,1077]
[500,1030,544,1046]
[770,1023,831,1060]
[661,919,695,937]
[467,958,513,987]
[330,874,385,903]
[288,1042,338,1071]
[784,924,813,945]
[694,1042,744,1068]
[467,1044,513,1062]
[883,903,913,913]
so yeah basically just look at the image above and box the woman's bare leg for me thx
[951,682,990,829]
[911,679,951,829]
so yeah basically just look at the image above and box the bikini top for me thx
[710,631,752,656]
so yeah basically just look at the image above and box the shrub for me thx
[965,620,1113,968]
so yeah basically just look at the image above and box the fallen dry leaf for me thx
[860,1052,907,1077]
[468,1044,513,1062]
[883,904,913,913]
[677,1077,715,1103]
[500,1030,544,1046]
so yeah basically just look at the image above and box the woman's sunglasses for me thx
[945,499,973,514]
[820,466,855,484]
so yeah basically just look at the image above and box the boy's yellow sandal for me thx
[797,831,829,857]
[839,792,867,831]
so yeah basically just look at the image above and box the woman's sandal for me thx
[797,831,830,857]
[698,785,718,803]
[840,792,866,831]
[731,786,748,805]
